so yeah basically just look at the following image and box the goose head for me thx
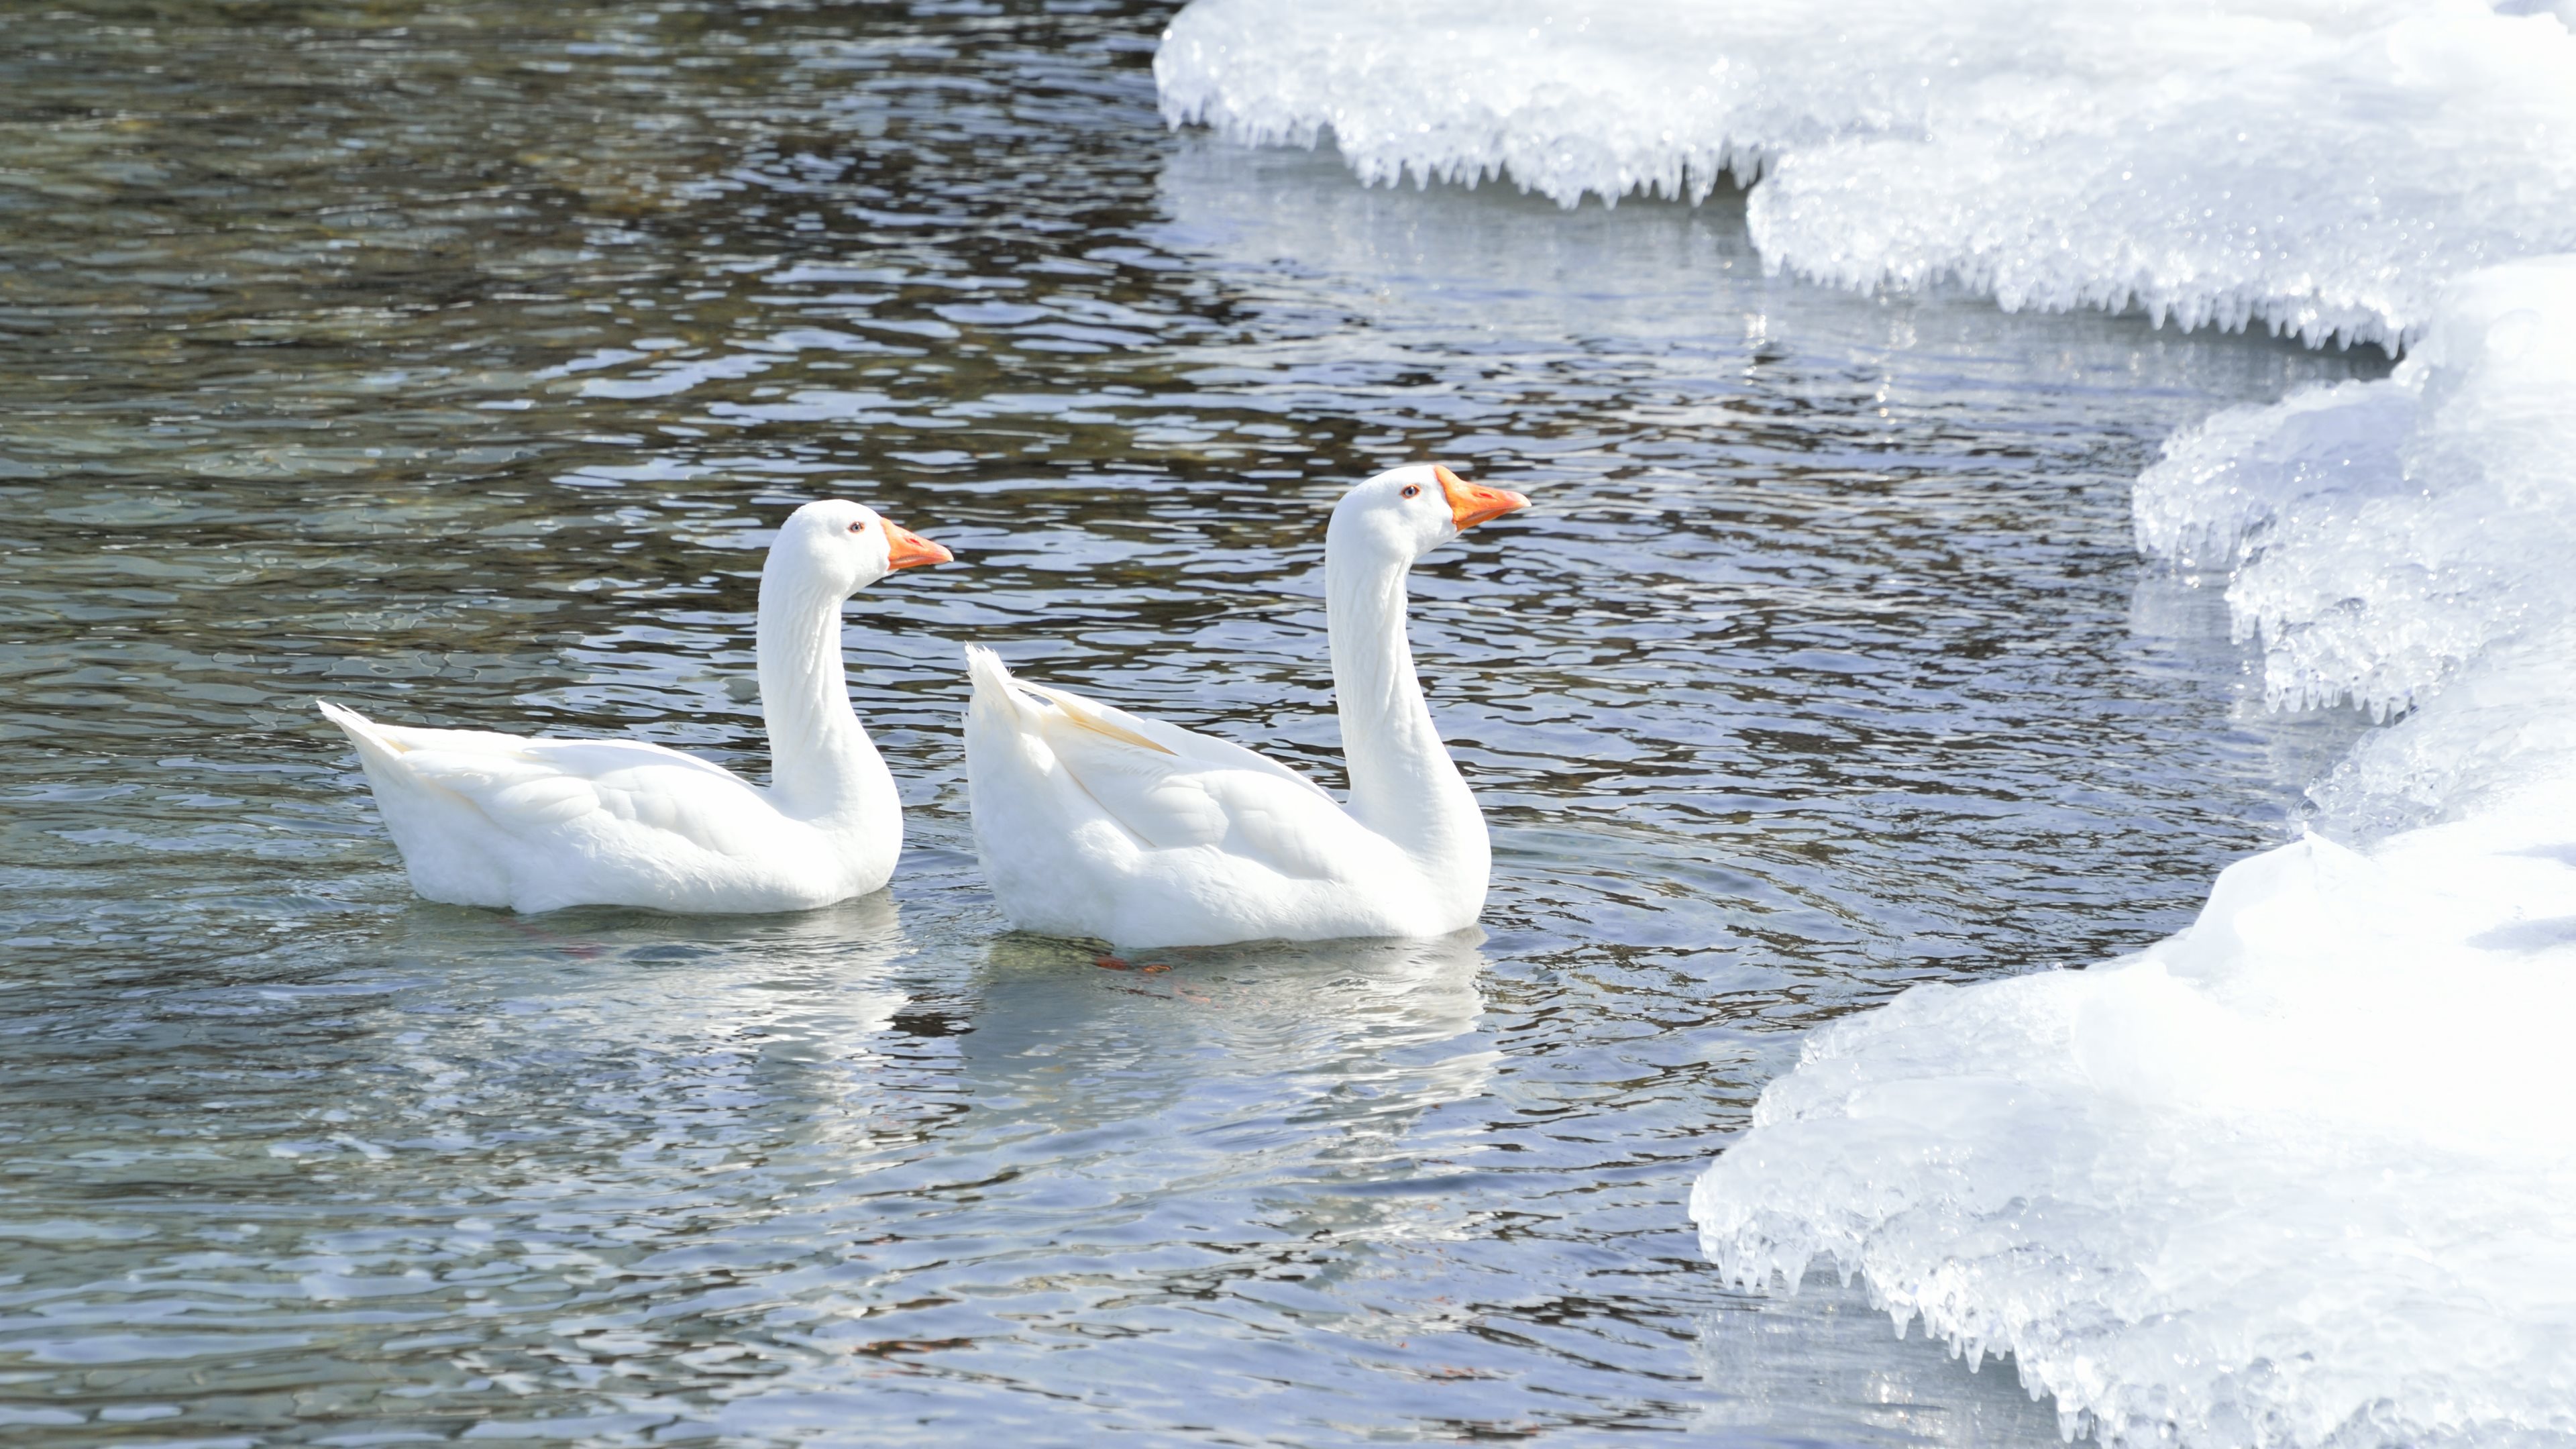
[772,498,953,597]
[1328,464,1529,564]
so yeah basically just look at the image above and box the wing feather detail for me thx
[962,647,1360,883]
[320,700,775,861]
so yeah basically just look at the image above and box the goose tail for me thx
[315,699,420,770]
[963,643,1016,706]
[318,698,386,747]
[965,643,1032,742]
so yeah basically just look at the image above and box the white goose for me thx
[963,464,1529,947]
[320,500,951,914]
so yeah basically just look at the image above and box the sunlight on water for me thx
[0,1,2385,1442]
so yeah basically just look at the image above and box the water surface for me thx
[1,3,2384,1443]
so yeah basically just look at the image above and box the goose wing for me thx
[317,699,780,860]
[963,646,1366,882]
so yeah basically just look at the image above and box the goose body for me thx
[321,500,951,914]
[963,465,1528,947]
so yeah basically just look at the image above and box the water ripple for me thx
[0,1,2383,1442]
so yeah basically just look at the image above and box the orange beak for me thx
[1434,464,1529,531]
[880,517,953,571]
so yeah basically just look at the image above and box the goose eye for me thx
[1400,484,1421,499]
[848,521,864,533]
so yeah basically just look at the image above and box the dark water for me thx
[0,3,2385,1444]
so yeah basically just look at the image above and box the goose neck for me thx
[754,567,891,826]
[1326,537,1483,878]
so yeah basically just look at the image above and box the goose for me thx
[319,500,951,914]
[963,464,1528,947]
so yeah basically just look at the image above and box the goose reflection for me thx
[953,929,1501,1246]
[348,893,918,1179]
[9,897,923,1425]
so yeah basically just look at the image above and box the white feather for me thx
[961,465,1524,947]
[319,499,938,914]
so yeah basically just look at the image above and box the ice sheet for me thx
[2137,258,2576,768]
[1691,831,2576,1449]
[1157,0,2576,348]
[1692,261,2576,1449]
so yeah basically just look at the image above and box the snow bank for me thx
[1691,831,2576,1449]
[1693,261,2576,1448]
[1156,0,2576,348]
[2135,258,2576,724]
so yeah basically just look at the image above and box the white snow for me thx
[2137,258,2576,722]
[1690,825,2576,1448]
[1160,6,2576,1446]
[1156,0,2576,349]
[1695,257,2576,1448]
[1693,258,2576,1446]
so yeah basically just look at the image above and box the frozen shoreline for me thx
[1160,4,2576,1446]
[1159,0,2576,352]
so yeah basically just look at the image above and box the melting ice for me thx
[1161,3,2576,1446]
[1159,0,2576,350]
